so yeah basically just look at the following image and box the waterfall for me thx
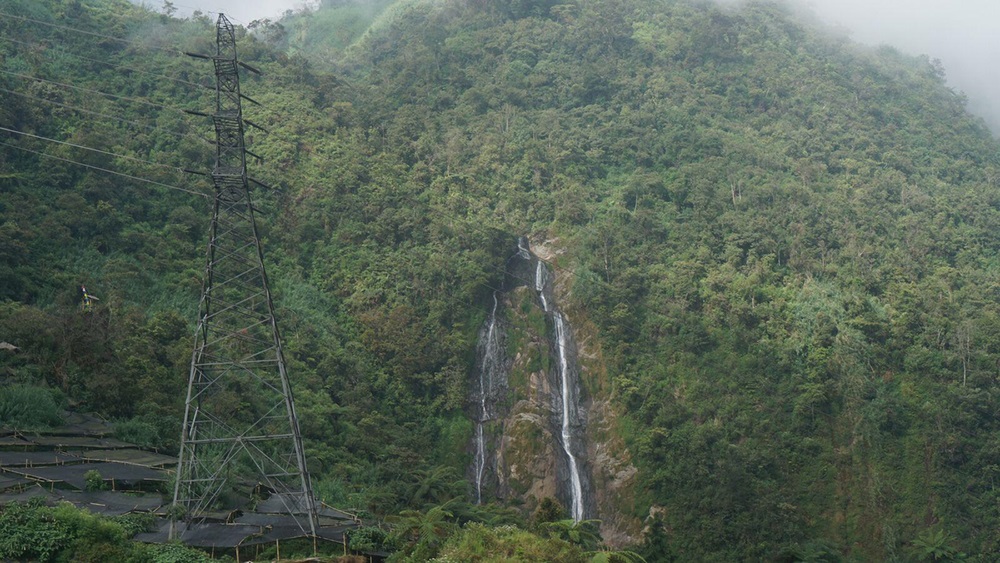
[535,261,549,313]
[472,293,503,504]
[468,239,588,520]
[554,312,585,521]
[534,257,585,521]
[518,236,531,260]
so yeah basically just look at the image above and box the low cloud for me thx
[160,0,1000,131]
[803,0,1000,132]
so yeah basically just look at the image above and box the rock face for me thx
[468,237,641,545]
[470,293,509,505]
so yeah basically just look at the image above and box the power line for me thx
[0,125,191,173]
[162,2,248,25]
[4,37,212,92]
[0,17,632,378]
[2,50,284,134]
[0,140,210,198]
[2,0,636,346]
[0,9,183,55]
[0,86,213,144]
[0,69,193,115]
[2,16,290,129]
[0,6,252,60]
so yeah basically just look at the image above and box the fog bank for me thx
[158,0,1000,132]
[805,0,1000,132]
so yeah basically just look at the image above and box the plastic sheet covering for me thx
[254,492,311,514]
[317,503,359,522]
[0,485,61,504]
[135,518,356,548]
[79,449,177,468]
[136,521,265,548]
[0,451,81,467]
[55,490,164,516]
[0,435,31,447]
[254,492,359,519]
[25,436,135,449]
[0,485,160,515]
[0,475,34,491]
[5,461,167,490]
[32,412,114,436]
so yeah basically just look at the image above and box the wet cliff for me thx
[468,237,640,544]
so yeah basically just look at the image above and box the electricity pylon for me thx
[170,14,317,539]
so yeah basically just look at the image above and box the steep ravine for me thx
[467,237,640,544]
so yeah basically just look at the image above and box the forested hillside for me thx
[3,0,1000,560]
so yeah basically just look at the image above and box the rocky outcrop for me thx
[468,237,641,546]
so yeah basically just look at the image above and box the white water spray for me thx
[554,312,584,521]
[536,261,549,312]
[518,237,531,260]
[473,293,501,504]
[469,241,587,519]
[535,258,584,521]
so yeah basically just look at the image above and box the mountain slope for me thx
[3,0,1000,559]
[324,0,1000,558]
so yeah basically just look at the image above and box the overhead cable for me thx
[0,69,192,114]
[0,125,195,173]
[0,140,210,198]
[0,86,212,144]
[4,37,211,92]
[0,9,182,55]
[158,1,248,25]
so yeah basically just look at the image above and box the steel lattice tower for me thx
[170,14,317,539]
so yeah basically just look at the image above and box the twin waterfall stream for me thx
[473,293,503,506]
[470,238,589,521]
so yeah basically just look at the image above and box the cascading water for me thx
[518,237,531,260]
[536,261,549,312]
[553,312,585,521]
[534,256,586,522]
[468,237,589,519]
[472,292,504,504]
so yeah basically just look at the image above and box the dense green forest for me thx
[3,0,1000,560]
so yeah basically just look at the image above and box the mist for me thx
[159,0,1000,132]
[804,0,1000,133]
[152,0,316,24]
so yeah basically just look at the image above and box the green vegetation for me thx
[4,0,1000,559]
[434,523,585,562]
[0,498,212,562]
[0,384,64,429]
[83,469,105,492]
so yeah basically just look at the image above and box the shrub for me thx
[0,498,72,561]
[434,523,587,562]
[84,470,106,492]
[0,385,64,429]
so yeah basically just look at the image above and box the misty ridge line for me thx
[283,0,1000,133]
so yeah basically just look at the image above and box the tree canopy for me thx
[2,0,1000,559]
